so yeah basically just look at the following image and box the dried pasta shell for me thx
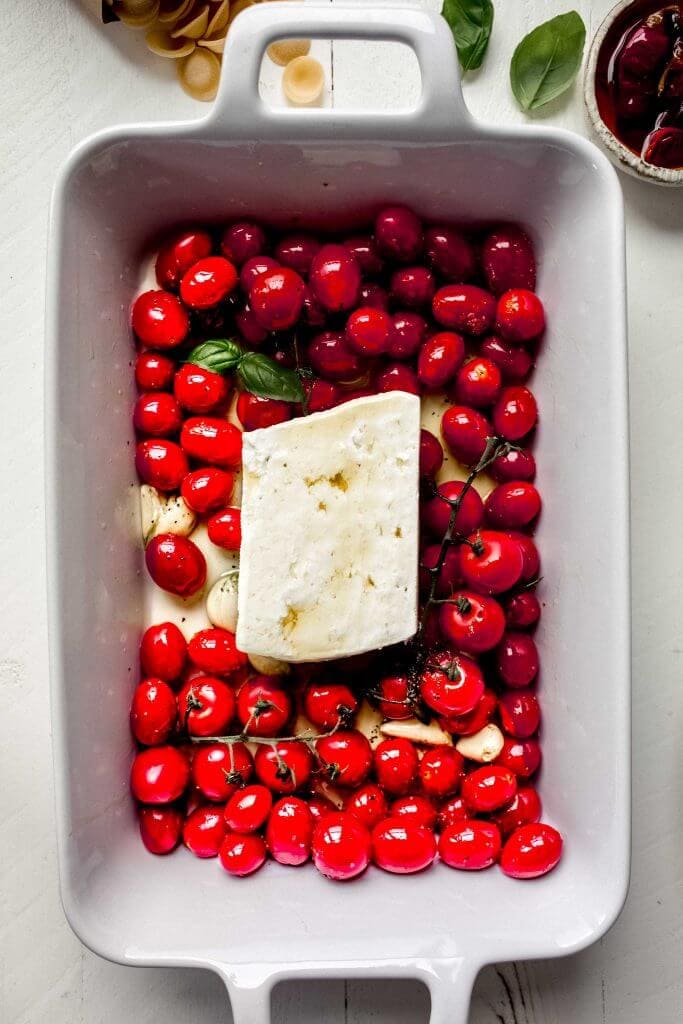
[206,0,230,35]
[228,0,255,24]
[177,48,221,101]
[198,33,227,53]
[282,55,324,106]
[267,38,310,67]
[146,28,196,57]
[115,0,160,27]
[171,3,210,39]
[158,0,194,24]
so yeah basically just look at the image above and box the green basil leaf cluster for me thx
[187,339,304,403]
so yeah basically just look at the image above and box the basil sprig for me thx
[442,0,494,73]
[187,338,304,403]
[510,11,586,111]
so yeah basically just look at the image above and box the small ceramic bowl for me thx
[584,0,683,187]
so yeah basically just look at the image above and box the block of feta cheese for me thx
[236,392,420,662]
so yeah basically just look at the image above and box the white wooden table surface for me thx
[2,0,682,1021]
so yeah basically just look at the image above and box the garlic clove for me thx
[140,485,162,545]
[155,493,196,537]
[247,652,290,676]
[206,570,239,632]
[380,717,453,747]
[354,699,384,749]
[455,723,505,763]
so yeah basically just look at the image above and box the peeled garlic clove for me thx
[146,28,196,57]
[282,55,324,106]
[456,723,504,763]
[177,48,221,101]
[380,717,453,747]
[140,485,162,545]
[355,699,384,749]
[267,38,311,67]
[158,0,194,24]
[172,3,210,39]
[247,652,290,676]
[155,494,196,537]
[206,570,239,632]
[206,0,230,35]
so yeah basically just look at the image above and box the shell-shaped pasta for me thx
[198,32,227,54]
[282,55,324,106]
[158,0,194,25]
[171,3,210,39]
[146,28,196,57]
[206,0,230,35]
[267,38,310,67]
[177,47,221,100]
[115,0,160,28]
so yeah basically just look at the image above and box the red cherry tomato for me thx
[440,688,498,737]
[419,429,444,479]
[132,290,189,349]
[390,795,438,829]
[145,533,206,597]
[418,745,464,799]
[508,532,541,583]
[460,530,525,595]
[309,244,361,312]
[155,229,213,290]
[188,628,248,675]
[181,468,234,515]
[221,221,266,266]
[308,331,365,382]
[219,832,267,876]
[224,784,273,833]
[492,786,542,836]
[433,285,496,336]
[419,651,484,717]
[274,233,321,275]
[236,391,292,430]
[240,255,280,292]
[390,266,435,309]
[373,738,419,795]
[308,794,339,822]
[375,206,423,263]
[192,742,253,801]
[305,378,340,413]
[236,303,269,345]
[303,682,358,730]
[136,439,188,491]
[439,821,501,870]
[266,796,314,865]
[480,334,533,383]
[481,226,536,295]
[207,507,242,550]
[499,689,541,738]
[419,543,465,600]
[452,357,502,408]
[311,812,371,880]
[130,745,190,804]
[421,480,484,538]
[358,281,389,310]
[180,256,238,309]
[376,362,420,395]
[178,675,236,737]
[500,823,562,879]
[387,312,427,360]
[343,235,384,275]
[485,481,541,529]
[497,737,542,779]
[374,674,412,720]
[343,783,388,829]
[441,406,493,466]
[496,289,545,343]
[180,417,242,467]
[254,741,313,794]
[249,267,306,330]
[461,765,517,813]
[183,805,226,858]
[371,817,437,874]
[492,385,538,440]
[437,795,471,831]
[438,590,506,654]
[135,351,176,392]
[174,363,230,414]
[316,731,372,788]
[236,676,292,737]
[130,677,178,746]
[133,392,182,437]
[489,447,536,483]
[345,307,391,356]
[424,225,475,281]
[504,591,541,630]
[139,806,183,854]
[140,621,187,681]
[495,631,539,688]
[417,331,465,390]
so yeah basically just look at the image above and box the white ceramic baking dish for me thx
[45,5,630,1021]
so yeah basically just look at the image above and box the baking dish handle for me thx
[208,2,471,138]
[215,957,478,1023]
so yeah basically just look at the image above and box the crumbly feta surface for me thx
[236,392,420,662]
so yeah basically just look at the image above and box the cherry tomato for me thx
[480,226,536,295]
[497,737,542,778]
[249,267,306,330]
[192,741,253,801]
[496,632,539,688]
[308,331,365,382]
[139,806,183,854]
[375,206,423,263]
[460,530,524,595]
[140,621,187,681]
[221,222,266,266]
[132,290,189,349]
[155,229,213,289]
[345,307,391,356]
[358,281,389,310]
[236,676,292,737]
[438,590,506,654]
[417,331,465,390]
[374,674,412,720]
[462,765,517,813]
[496,289,545,343]
[485,481,541,529]
[439,821,501,870]
[373,738,419,795]
[489,447,536,483]
[145,533,206,597]
[183,805,226,858]
[441,406,493,466]
[390,266,435,309]
[303,682,358,730]
[305,378,340,413]
[316,731,372,788]
[130,677,178,746]
[188,628,248,675]
[224,784,273,834]
[308,793,339,822]
[452,357,502,408]
[266,796,314,865]
[371,817,436,874]
[178,676,236,737]
[219,832,267,876]
[136,439,188,491]
[207,507,242,550]
[433,285,496,336]
[424,225,475,281]
[133,392,182,437]
[509,532,541,583]
[312,812,372,880]
[480,334,533,382]
[421,480,484,539]
[274,233,321,275]
[440,688,498,737]
[135,351,176,392]
[240,255,280,292]
[390,795,437,829]
[180,256,238,309]
[418,745,464,799]
[376,362,420,395]
[254,741,313,794]
[492,385,538,440]
[236,391,292,430]
[499,689,541,738]
[500,823,562,879]
[181,468,234,515]
[492,786,542,836]
[419,429,444,479]
[343,783,388,829]
[387,312,427,360]
[343,235,384,275]
[504,591,541,630]
[174,363,230,414]
[419,651,484,717]
[180,417,242,467]
[308,244,361,311]
[437,795,471,831]
[236,303,269,345]
[130,745,190,804]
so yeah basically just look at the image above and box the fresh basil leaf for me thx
[238,352,305,403]
[510,11,586,111]
[187,338,244,374]
[442,0,494,73]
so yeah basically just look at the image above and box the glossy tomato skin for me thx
[439,590,506,655]
[441,688,498,737]
[419,429,444,479]
[188,629,248,675]
[344,783,389,829]
[308,331,365,382]
[492,786,542,836]
[254,741,313,794]
[236,677,292,737]
[219,833,267,876]
[139,806,184,854]
[309,245,361,312]
[130,746,190,804]
[145,534,207,598]
[417,331,465,390]
[345,307,391,356]
[305,378,340,413]
[386,312,427,360]
[311,812,372,880]
[133,392,182,437]
[439,821,501,870]
[180,417,242,468]
[390,795,438,829]
[249,267,306,330]
[266,796,314,866]
[504,591,541,630]
[376,362,420,395]
[224,784,273,834]
[236,391,292,431]
[192,742,253,802]
[136,439,188,491]
[140,622,187,682]
[207,507,242,550]
[307,794,339,823]
[436,795,471,831]
[424,225,475,281]
[178,675,236,737]
[461,765,517,813]
[130,678,178,746]
[156,229,213,289]
[480,226,536,295]
[489,447,536,483]
[180,256,238,309]
[183,805,227,858]
[497,738,542,779]
[390,266,435,309]
[373,738,419,795]
[460,530,525,595]
[452,356,502,408]
[420,651,485,717]
[371,817,437,874]
[135,351,176,392]
[343,235,384,275]
[496,632,539,688]
[418,745,465,800]
[441,406,493,465]
[181,468,234,515]
[316,731,372,788]
[421,481,484,539]
[433,285,496,336]
[221,222,267,266]
[375,206,423,263]
[240,255,279,291]
[132,290,189,349]
[274,233,321,275]
[509,532,541,583]
[480,334,533,382]
[500,823,562,879]
[485,481,542,529]
[496,289,545,343]
[492,385,538,441]
[174,363,230,414]
[303,682,358,730]
[498,689,541,738]
[375,674,412,720]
